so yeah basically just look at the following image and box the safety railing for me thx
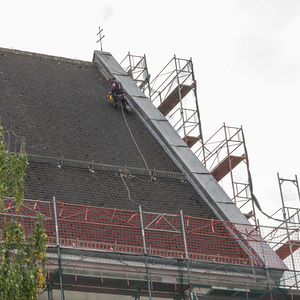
[1,198,300,290]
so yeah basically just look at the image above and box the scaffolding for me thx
[261,173,300,290]
[120,53,204,151]
[120,54,259,223]
[194,123,258,222]
[1,198,300,299]
[118,55,300,299]
[120,52,151,96]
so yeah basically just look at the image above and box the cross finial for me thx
[96,26,105,51]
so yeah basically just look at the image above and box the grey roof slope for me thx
[0,47,216,218]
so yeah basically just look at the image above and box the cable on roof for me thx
[1,129,26,153]
[120,105,152,178]
[115,169,149,211]
[118,105,153,210]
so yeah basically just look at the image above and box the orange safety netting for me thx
[0,199,296,270]
[0,199,55,236]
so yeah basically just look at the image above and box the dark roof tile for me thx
[0,47,216,219]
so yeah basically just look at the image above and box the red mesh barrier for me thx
[184,216,259,265]
[1,199,55,238]
[54,202,143,252]
[142,212,186,259]
[259,225,300,270]
[1,199,295,270]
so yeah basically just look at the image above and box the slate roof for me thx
[0,47,216,218]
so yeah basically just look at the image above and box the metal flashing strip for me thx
[28,154,186,181]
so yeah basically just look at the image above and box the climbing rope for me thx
[120,105,152,177]
[117,104,152,210]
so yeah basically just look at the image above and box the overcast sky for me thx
[1,0,299,225]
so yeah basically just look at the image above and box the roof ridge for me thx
[0,47,93,66]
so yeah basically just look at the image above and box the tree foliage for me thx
[0,123,47,299]
[0,124,28,210]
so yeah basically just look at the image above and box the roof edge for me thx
[0,47,92,65]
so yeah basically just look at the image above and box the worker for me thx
[108,77,134,115]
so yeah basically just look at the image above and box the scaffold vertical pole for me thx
[47,283,53,300]
[53,196,65,300]
[223,123,236,204]
[296,175,300,202]
[139,206,152,300]
[190,57,204,158]
[278,173,299,289]
[143,54,151,96]
[257,219,273,298]
[180,210,193,300]
[174,55,187,140]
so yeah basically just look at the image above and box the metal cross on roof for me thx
[96,26,105,51]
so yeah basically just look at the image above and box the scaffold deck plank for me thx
[211,155,244,182]
[158,83,194,116]
[184,135,200,148]
[275,240,300,260]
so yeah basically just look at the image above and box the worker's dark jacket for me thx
[112,80,125,99]
[110,79,130,111]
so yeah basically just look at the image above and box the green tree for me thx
[0,123,47,299]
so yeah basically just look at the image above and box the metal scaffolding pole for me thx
[257,219,273,299]
[53,196,65,300]
[278,173,299,289]
[174,55,187,140]
[139,206,152,300]
[223,124,236,205]
[180,210,193,300]
[47,283,54,300]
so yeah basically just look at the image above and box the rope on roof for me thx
[121,103,151,177]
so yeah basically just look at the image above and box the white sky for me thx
[1,0,300,225]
